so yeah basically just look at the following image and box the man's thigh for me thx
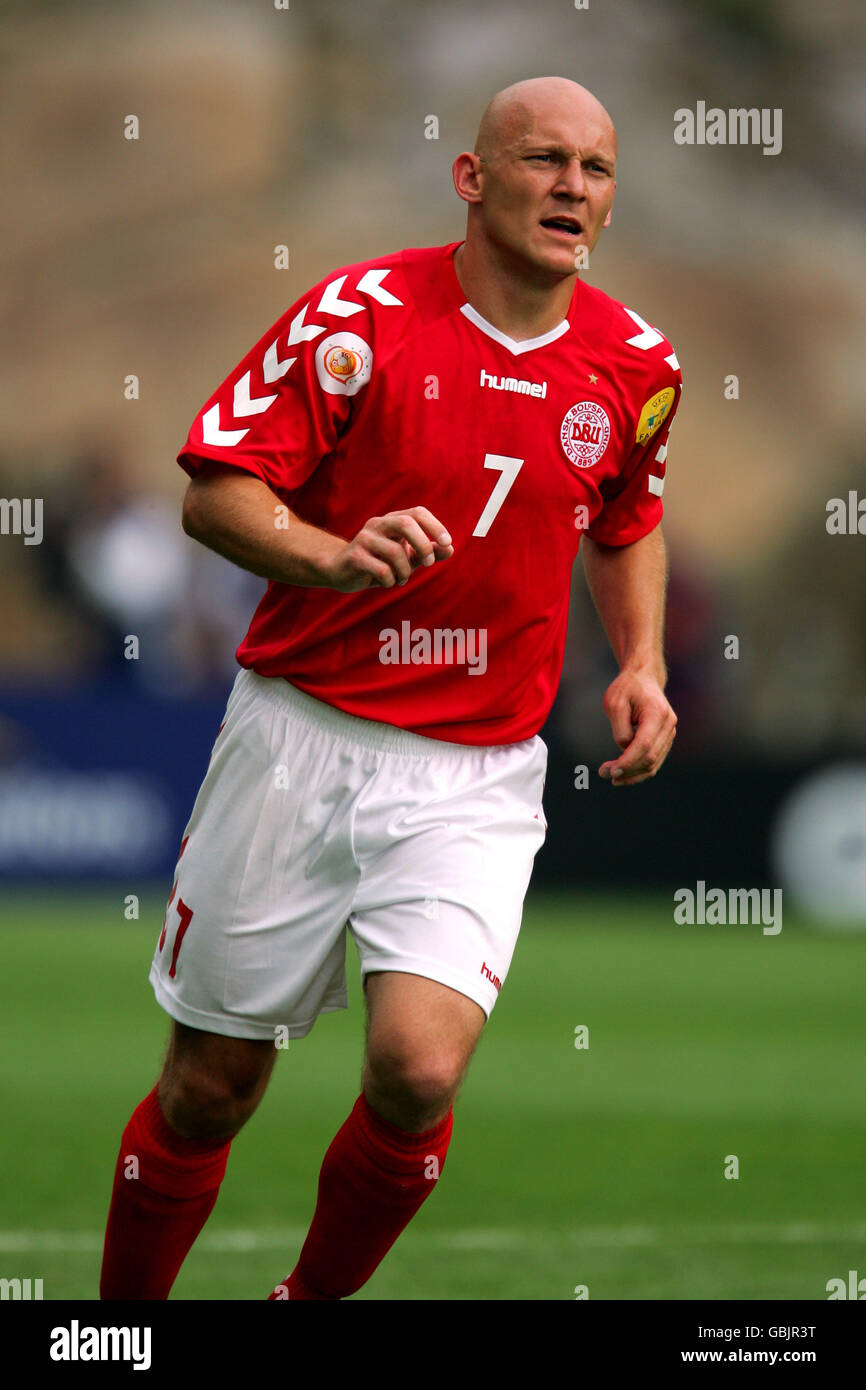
[149,670,358,1041]
[362,971,486,1080]
[348,732,548,1022]
[163,1020,278,1092]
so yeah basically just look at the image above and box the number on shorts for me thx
[158,835,194,978]
[167,898,194,979]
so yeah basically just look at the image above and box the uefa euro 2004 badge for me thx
[315,332,373,396]
[635,387,675,445]
[560,400,611,468]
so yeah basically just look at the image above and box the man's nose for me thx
[552,158,587,199]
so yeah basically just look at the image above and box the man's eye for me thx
[527,154,553,163]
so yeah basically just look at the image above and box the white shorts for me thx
[149,669,548,1040]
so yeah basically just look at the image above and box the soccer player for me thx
[100,75,681,1300]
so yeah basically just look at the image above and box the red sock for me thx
[100,1085,231,1300]
[268,1093,453,1300]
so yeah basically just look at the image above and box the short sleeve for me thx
[585,370,683,547]
[177,274,377,495]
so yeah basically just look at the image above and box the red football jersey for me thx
[178,241,682,744]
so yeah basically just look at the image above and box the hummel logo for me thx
[480,369,547,398]
[480,961,502,992]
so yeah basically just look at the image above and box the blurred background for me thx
[1,0,865,1302]
[1,0,864,896]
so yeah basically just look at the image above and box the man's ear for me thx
[452,151,483,205]
[602,182,616,228]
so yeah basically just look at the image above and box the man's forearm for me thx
[581,526,669,687]
[182,467,344,587]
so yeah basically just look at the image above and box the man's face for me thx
[472,110,617,278]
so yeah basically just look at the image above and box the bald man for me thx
[100,77,682,1301]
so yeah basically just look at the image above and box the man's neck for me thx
[453,239,577,343]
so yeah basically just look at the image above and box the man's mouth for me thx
[540,216,583,236]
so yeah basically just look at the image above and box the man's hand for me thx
[182,466,453,591]
[581,527,676,787]
[598,667,677,787]
[324,507,454,592]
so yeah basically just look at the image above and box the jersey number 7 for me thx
[472,453,523,537]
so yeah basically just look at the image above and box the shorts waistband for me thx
[237,669,529,762]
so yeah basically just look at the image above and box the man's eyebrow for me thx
[519,142,615,166]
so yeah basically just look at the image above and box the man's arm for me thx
[181,462,453,592]
[581,524,677,786]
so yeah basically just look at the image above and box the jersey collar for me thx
[444,241,575,357]
[458,302,570,356]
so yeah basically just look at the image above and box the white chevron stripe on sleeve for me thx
[624,307,664,351]
[357,269,403,305]
[201,404,248,447]
[262,340,296,384]
[233,371,277,417]
[317,275,364,318]
[286,304,327,345]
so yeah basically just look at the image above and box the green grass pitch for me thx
[0,889,862,1300]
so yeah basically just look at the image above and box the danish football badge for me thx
[560,400,610,468]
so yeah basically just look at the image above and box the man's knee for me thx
[364,1039,468,1130]
[362,973,486,1130]
[159,1023,277,1140]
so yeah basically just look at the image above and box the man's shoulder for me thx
[579,279,677,354]
[274,242,459,345]
[576,278,681,391]
[301,242,458,305]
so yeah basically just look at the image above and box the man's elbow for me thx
[181,482,208,541]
